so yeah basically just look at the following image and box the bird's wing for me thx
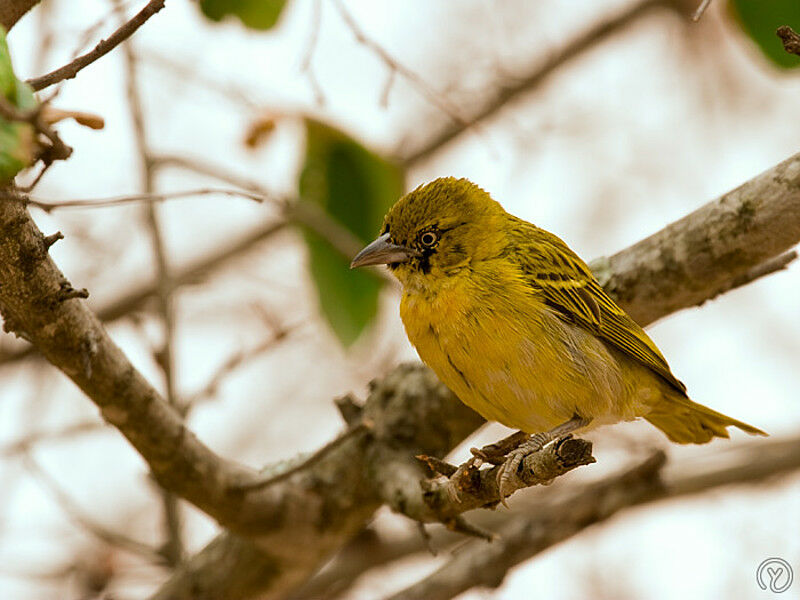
[512,225,687,394]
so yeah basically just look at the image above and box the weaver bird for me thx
[351,177,765,501]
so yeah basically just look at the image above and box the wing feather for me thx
[510,223,687,394]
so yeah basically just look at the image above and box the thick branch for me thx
[151,365,485,600]
[26,0,166,91]
[0,196,257,523]
[594,151,800,325]
[0,219,287,366]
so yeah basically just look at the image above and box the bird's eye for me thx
[419,231,438,247]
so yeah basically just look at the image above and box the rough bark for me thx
[0,197,256,524]
[595,151,800,325]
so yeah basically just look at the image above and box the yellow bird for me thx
[351,177,765,499]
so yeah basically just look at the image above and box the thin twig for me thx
[331,0,470,128]
[150,154,276,195]
[115,0,182,565]
[711,250,797,301]
[402,0,666,166]
[301,0,325,106]
[179,322,299,413]
[231,422,370,492]
[13,187,266,211]
[140,51,262,110]
[0,421,103,457]
[691,0,713,22]
[26,0,167,91]
[22,453,164,563]
[153,154,371,261]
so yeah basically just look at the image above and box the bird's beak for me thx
[350,233,418,268]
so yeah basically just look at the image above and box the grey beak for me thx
[350,233,419,268]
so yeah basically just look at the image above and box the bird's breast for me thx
[399,273,556,430]
[398,270,635,432]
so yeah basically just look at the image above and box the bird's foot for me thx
[470,430,530,465]
[495,435,551,507]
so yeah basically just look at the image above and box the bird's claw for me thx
[495,438,546,507]
[470,430,530,465]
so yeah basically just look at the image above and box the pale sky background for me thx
[2,0,800,598]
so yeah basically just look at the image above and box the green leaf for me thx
[0,27,16,101]
[0,26,36,185]
[199,0,288,30]
[0,120,34,183]
[730,0,800,69]
[299,119,405,347]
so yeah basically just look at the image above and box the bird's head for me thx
[351,177,507,288]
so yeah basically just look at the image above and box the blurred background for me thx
[1,0,800,598]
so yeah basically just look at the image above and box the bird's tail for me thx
[645,395,767,444]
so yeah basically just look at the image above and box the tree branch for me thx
[0,142,797,599]
[0,194,258,524]
[25,0,166,92]
[387,435,800,600]
[377,437,594,526]
[0,218,288,367]
[593,151,800,325]
[149,365,485,600]
[148,149,800,600]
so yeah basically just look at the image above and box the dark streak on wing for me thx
[510,220,687,395]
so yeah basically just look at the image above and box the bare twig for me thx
[288,527,443,600]
[691,0,713,22]
[22,453,164,563]
[115,0,182,564]
[331,0,471,128]
[402,0,667,166]
[301,0,325,105]
[713,250,797,299]
[26,0,167,91]
[231,422,370,492]
[150,154,275,195]
[373,437,595,527]
[140,52,262,110]
[152,154,367,260]
[179,322,298,412]
[777,26,800,57]
[14,187,267,211]
[0,421,104,457]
